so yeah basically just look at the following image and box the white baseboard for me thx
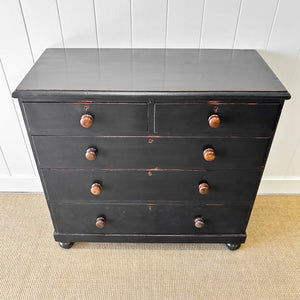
[0,176,299,194]
[258,177,300,194]
[0,176,43,192]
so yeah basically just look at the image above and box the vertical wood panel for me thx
[20,0,63,61]
[132,0,168,48]
[166,0,205,48]
[283,51,300,177]
[260,0,300,178]
[286,138,300,177]
[263,0,300,88]
[0,1,36,178]
[94,0,131,48]
[200,0,241,48]
[0,0,299,192]
[57,0,98,47]
[0,0,33,91]
[0,147,10,177]
[234,0,279,49]
[0,61,34,176]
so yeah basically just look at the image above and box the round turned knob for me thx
[80,114,94,128]
[203,148,215,161]
[91,183,102,195]
[208,114,221,128]
[85,147,97,161]
[194,217,205,228]
[95,216,106,229]
[199,183,209,195]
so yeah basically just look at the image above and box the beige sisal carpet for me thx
[0,194,299,299]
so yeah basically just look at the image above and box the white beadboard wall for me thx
[0,0,300,193]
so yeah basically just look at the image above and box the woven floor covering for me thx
[0,194,299,299]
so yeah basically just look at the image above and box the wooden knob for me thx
[199,183,209,195]
[91,183,102,195]
[85,147,97,161]
[208,114,221,128]
[80,114,93,128]
[95,216,106,229]
[194,217,205,228]
[203,148,215,161]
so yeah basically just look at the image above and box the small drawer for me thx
[23,102,148,135]
[33,136,269,169]
[50,203,249,235]
[42,169,260,204]
[155,103,281,136]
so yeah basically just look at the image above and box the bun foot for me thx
[59,242,74,249]
[226,243,241,251]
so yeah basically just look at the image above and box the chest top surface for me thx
[12,48,290,101]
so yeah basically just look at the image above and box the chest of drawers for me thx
[13,49,290,250]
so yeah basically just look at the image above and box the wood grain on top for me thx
[13,48,290,99]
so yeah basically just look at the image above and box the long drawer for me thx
[42,169,260,203]
[23,102,148,135]
[50,203,249,234]
[33,136,269,169]
[155,103,280,136]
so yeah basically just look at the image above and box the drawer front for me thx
[50,203,249,234]
[155,103,280,136]
[34,136,269,169]
[23,102,148,135]
[42,169,260,203]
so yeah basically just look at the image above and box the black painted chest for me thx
[13,49,290,250]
